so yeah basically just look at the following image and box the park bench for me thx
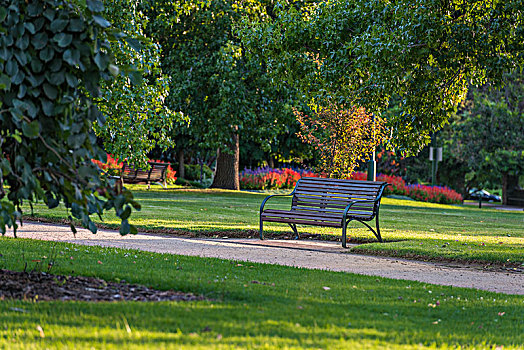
[121,162,169,189]
[259,177,389,247]
[507,190,524,207]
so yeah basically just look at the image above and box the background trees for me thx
[443,71,524,204]
[0,0,139,234]
[241,0,524,153]
[143,0,301,189]
[95,0,185,169]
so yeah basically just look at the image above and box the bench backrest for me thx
[292,177,387,215]
[122,162,168,182]
[148,162,168,181]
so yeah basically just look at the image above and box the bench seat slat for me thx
[299,178,383,188]
[294,208,373,218]
[294,194,377,202]
[294,199,375,208]
[294,206,374,214]
[263,209,373,220]
[295,188,379,197]
[263,209,342,220]
[299,177,381,185]
[261,217,342,227]
[296,185,382,194]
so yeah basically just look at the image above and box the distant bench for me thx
[259,177,389,247]
[121,162,168,189]
[507,188,524,207]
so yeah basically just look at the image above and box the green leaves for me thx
[93,15,111,28]
[22,120,40,138]
[87,0,104,13]
[243,0,524,153]
[54,32,73,47]
[94,0,184,168]
[0,0,138,237]
[0,6,7,22]
[31,32,48,50]
[50,19,68,33]
[141,0,300,172]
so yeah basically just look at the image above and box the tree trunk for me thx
[268,156,275,169]
[210,133,240,190]
[178,149,185,179]
[502,172,508,205]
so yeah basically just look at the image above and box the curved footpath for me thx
[4,222,524,295]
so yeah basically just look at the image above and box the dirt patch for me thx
[0,269,205,302]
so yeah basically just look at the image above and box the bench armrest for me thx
[342,183,389,219]
[260,179,303,213]
[259,190,296,213]
[343,199,376,218]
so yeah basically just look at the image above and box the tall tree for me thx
[144,0,299,189]
[241,0,524,153]
[0,0,139,235]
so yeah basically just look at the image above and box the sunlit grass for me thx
[0,238,523,349]
[23,186,524,265]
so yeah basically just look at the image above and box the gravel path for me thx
[5,222,524,295]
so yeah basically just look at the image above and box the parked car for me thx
[468,188,502,202]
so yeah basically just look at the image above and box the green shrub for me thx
[180,164,213,181]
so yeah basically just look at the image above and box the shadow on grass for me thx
[1,292,522,348]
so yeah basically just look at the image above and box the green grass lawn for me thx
[23,185,524,266]
[0,237,523,349]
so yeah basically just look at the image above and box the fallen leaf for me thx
[36,325,45,338]
[9,307,27,313]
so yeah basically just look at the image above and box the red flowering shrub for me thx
[407,184,463,204]
[91,154,123,171]
[240,167,319,190]
[150,160,177,184]
[348,171,367,181]
[240,167,462,204]
[377,174,408,196]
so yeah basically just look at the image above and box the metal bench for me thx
[259,177,389,247]
[121,162,169,189]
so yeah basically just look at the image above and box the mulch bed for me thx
[0,269,206,302]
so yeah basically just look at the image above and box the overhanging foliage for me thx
[0,0,139,235]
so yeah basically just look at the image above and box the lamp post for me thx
[367,114,376,181]
[429,132,442,185]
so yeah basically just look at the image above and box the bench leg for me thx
[375,212,383,243]
[288,223,299,240]
[342,222,348,248]
[259,217,264,240]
